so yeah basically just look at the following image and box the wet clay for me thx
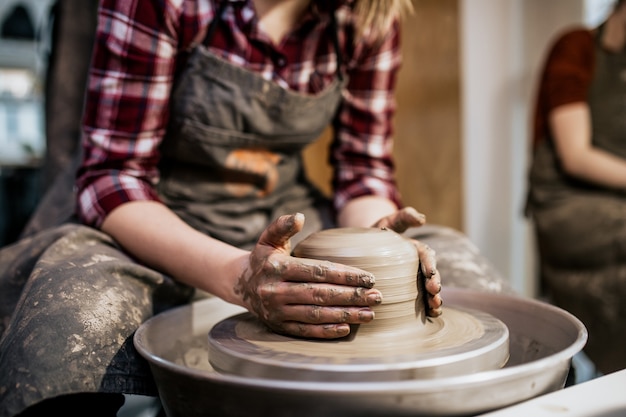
[294,227,425,333]
[208,228,510,381]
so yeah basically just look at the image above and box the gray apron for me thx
[526,25,626,374]
[158,1,345,248]
[0,4,345,415]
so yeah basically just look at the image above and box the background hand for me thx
[235,213,383,339]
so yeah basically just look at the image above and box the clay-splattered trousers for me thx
[0,224,194,417]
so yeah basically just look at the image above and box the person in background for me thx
[0,0,443,415]
[525,0,626,376]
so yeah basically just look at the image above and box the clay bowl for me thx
[134,286,587,416]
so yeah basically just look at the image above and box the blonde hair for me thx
[354,0,414,39]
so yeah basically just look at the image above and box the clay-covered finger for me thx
[257,212,305,251]
[427,293,443,317]
[389,206,427,232]
[427,297,443,317]
[416,241,437,277]
[260,282,382,307]
[277,304,376,325]
[286,257,376,288]
[428,307,443,318]
[271,322,352,339]
[424,269,442,295]
[372,207,426,232]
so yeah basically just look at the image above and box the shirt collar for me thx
[228,0,352,17]
[226,0,352,31]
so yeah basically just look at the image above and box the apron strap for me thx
[203,0,230,46]
[594,23,606,47]
[328,10,343,81]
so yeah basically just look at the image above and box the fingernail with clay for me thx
[360,274,375,287]
[358,309,375,322]
[367,291,382,304]
[325,324,350,337]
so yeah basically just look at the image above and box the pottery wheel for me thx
[209,227,510,382]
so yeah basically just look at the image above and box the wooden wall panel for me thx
[394,0,462,230]
[302,126,333,198]
[303,0,462,230]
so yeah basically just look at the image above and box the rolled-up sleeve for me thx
[533,28,595,147]
[543,30,594,112]
[332,19,403,213]
[76,0,181,227]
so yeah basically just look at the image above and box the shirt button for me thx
[276,57,286,67]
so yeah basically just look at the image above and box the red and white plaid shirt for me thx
[77,0,403,228]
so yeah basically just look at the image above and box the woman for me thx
[0,0,443,415]
[526,0,626,375]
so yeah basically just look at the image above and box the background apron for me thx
[0,6,344,416]
[526,25,626,374]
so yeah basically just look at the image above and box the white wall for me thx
[459,0,602,296]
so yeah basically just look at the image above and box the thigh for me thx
[0,223,79,337]
[0,224,193,417]
[405,224,514,294]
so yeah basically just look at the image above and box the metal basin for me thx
[134,287,587,416]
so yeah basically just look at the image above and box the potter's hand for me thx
[235,213,382,339]
[372,207,443,317]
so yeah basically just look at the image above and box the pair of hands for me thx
[234,208,443,339]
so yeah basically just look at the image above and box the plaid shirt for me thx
[77,0,403,228]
